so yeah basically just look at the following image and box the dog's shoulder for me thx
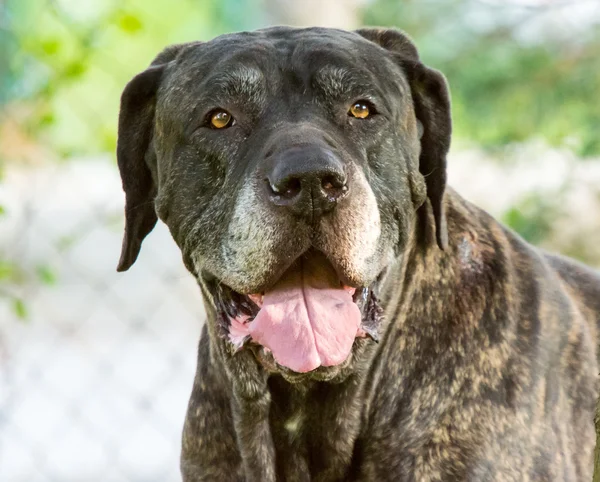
[444,188,599,349]
[544,251,600,312]
[543,251,600,349]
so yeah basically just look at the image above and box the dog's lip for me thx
[246,284,357,309]
[249,342,357,382]
[211,250,385,364]
[224,249,366,297]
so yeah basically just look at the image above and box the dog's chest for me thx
[267,378,364,481]
[283,410,304,436]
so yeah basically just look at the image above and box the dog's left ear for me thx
[116,44,190,271]
[356,28,451,250]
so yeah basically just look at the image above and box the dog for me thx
[115,27,600,481]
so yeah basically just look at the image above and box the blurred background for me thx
[1,0,599,480]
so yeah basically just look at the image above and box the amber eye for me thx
[349,102,371,119]
[209,109,234,129]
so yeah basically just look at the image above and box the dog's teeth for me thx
[342,285,356,296]
[362,325,380,343]
[248,293,263,307]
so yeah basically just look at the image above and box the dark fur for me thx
[115,27,600,481]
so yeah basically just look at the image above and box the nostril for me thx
[282,178,301,197]
[320,173,349,203]
[267,177,302,199]
[321,174,345,191]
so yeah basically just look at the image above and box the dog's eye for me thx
[209,109,234,129]
[348,102,371,119]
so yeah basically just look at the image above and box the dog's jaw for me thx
[204,255,384,381]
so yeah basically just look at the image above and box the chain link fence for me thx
[0,159,205,481]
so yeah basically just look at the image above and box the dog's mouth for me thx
[212,250,383,374]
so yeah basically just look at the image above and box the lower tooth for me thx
[362,325,380,343]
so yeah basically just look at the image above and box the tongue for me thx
[248,253,361,373]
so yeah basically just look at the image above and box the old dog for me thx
[115,27,600,481]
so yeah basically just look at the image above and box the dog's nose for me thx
[266,146,349,221]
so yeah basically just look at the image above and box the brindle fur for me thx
[115,27,600,481]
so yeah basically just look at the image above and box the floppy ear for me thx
[116,44,189,271]
[355,28,451,250]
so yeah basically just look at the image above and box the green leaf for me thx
[38,112,56,127]
[118,13,143,34]
[36,264,57,285]
[0,205,6,216]
[13,298,27,320]
[100,128,117,153]
[63,61,86,79]
[0,261,16,281]
[41,39,60,56]
[57,234,78,252]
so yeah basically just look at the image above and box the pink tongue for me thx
[248,254,361,373]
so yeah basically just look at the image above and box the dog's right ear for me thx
[116,44,188,272]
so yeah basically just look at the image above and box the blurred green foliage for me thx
[501,191,564,245]
[1,0,264,158]
[364,0,600,157]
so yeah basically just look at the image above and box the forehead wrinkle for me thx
[208,65,266,103]
[312,66,377,99]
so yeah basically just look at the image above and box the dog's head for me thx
[116,27,451,380]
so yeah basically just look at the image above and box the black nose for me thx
[266,146,349,221]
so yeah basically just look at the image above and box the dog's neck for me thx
[376,188,509,361]
[377,197,443,331]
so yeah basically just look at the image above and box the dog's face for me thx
[116,27,451,379]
